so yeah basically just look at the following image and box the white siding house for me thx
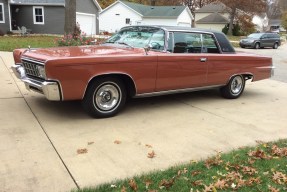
[100,0,193,33]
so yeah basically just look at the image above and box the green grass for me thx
[0,35,58,52]
[73,139,287,192]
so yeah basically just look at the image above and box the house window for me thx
[0,3,5,23]
[126,18,131,24]
[33,6,44,24]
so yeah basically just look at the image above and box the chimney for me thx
[151,0,156,6]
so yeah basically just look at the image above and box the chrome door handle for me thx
[200,58,207,62]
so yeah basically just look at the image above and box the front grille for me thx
[22,58,44,79]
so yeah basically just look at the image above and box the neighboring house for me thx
[99,0,193,33]
[252,13,269,32]
[194,2,229,31]
[268,19,286,33]
[0,0,101,35]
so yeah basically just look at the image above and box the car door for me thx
[260,34,269,47]
[156,32,208,91]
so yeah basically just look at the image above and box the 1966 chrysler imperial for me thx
[12,26,273,118]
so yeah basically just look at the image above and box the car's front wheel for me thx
[254,42,260,49]
[82,77,126,118]
[273,42,279,49]
[220,75,245,99]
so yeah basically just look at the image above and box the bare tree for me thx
[64,0,76,34]
[220,0,267,35]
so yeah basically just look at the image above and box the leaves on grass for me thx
[120,186,127,192]
[271,144,287,157]
[241,166,258,175]
[128,179,138,191]
[114,140,122,144]
[147,150,156,158]
[144,179,153,189]
[159,178,175,189]
[269,186,280,192]
[248,149,271,159]
[191,180,203,186]
[77,148,88,154]
[205,152,223,169]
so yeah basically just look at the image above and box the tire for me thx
[254,42,260,49]
[82,77,126,118]
[220,75,245,99]
[273,42,278,49]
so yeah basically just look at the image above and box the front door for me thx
[156,32,209,91]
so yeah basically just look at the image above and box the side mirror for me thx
[144,44,152,55]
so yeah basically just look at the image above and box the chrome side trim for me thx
[135,85,224,98]
[83,72,138,99]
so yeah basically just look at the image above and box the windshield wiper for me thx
[117,42,134,49]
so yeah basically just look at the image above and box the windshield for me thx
[105,26,165,51]
[247,33,263,39]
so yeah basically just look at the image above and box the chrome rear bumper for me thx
[12,64,61,101]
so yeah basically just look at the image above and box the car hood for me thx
[20,44,146,61]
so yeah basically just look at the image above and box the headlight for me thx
[37,65,46,79]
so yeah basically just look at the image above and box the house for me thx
[99,0,193,33]
[0,0,102,35]
[194,2,229,31]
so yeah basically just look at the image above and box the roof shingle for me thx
[196,12,229,24]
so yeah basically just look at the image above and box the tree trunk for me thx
[64,0,76,35]
[227,8,236,35]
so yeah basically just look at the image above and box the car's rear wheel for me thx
[82,77,126,118]
[220,75,245,99]
[254,42,260,49]
[273,42,278,49]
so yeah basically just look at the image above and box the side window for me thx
[202,34,220,53]
[173,32,201,53]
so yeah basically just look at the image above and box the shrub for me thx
[56,34,95,46]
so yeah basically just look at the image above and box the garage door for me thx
[76,12,96,35]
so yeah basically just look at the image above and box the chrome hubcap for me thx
[95,84,120,111]
[231,76,243,95]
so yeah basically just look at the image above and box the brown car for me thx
[12,26,273,118]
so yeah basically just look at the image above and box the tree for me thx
[281,11,287,30]
[220,0,267,35]
[64,0,76,34]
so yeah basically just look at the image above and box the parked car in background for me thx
[12,26,273,118]
[239,32,281,49]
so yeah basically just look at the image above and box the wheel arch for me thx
[83,73,137,99]
[226,73,253,85]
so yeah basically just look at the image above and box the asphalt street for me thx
[0,44,287,192]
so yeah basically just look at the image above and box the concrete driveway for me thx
[1,44,287,192]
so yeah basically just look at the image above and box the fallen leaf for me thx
[191,180,203,186]
[129,179,138,191]
[269,186,280,192]
[203,184,214,192]
[213,179,228,189]
[205,153,223,169]
[77,148,88,154]
[148,190,158,192]
[145,179,152,189]
[159,178,175,189]
[145,144,153,148]
[271,145,287,157]
[244,177,261,186]
[114,140,122,144]
[241,166,258,175]
[248,149,271,159]
[121,186,127,192]
[87,142,94,145]
[272,171,287,184]
[147,150,156,158]
[191,170,202,177]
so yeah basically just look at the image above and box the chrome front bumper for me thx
[12,64,61,101]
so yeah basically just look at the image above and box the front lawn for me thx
[74,139,287,192]
[0,35,58,52]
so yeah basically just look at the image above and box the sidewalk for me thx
[0,51,287,191]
